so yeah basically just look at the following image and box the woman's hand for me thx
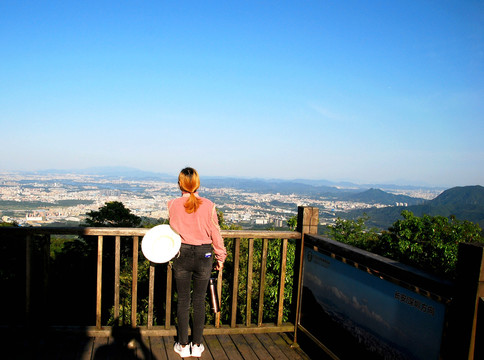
[215,260,224,271]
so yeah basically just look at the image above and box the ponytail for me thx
[184,192,202,214]
[178,167,202,214]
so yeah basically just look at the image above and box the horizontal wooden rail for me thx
[0,227,301,239]
[47,323,296,337]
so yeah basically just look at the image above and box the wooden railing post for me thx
[40,234,50,325]
[475,297,484,358]
[277,238,288,326]
[25,234,32,324]
[257,238,269,326]
[296,206,319,236]
[24,234,50,326]
[166,263,173,329]
[96,236,103,329]
[246,238,254,327]
[231,238,241,327]
[445,242,484,359]
[147,264,155,328]
[132,236,139,327]
[114,236,121,324]
[292,206,318,344]
[215,267,223,328]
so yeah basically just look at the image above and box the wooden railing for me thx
[0,206,320,337]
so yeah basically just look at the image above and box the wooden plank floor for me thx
[3,332,311,360]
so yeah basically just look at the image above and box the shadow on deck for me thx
[2,330,312,360]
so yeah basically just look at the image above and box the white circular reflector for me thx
[141,225,181,263]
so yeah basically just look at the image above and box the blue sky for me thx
[1,1,483,187]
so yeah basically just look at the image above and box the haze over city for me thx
[1,1,483,188]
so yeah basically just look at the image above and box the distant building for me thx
[253,218,268,225]
[26,212,46,222]
[273,219,284,227]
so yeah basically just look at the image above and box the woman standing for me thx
[168,167,227,358]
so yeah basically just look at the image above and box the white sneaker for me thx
[174,342,191,358]
[191,342,205,357]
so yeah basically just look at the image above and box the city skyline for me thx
[0,170,439,228]
[1,1,483,188]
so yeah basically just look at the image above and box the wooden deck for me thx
[3,331,311,360]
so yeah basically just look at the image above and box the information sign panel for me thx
[300,248,446,360]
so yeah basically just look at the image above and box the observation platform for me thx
[2,206,480,359]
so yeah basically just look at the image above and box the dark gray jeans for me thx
[173,243,213,345]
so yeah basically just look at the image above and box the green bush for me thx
[328,210,484,279]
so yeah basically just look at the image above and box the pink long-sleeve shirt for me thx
[168,192,227,263]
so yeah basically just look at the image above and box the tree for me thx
[379,210,483,277]
[287,215,297,231]
[50,201,144,326]
[82,202,146,325]
[328,214,380,252]
[328,211,484,279]
[83,201,142,227]
[0,221,18,227]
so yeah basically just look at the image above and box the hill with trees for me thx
[341,185,484,230]
[341,188,425,206]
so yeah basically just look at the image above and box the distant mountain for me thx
[202,177,361,196]
[291,178,361,188]
[343,185,484,230]
[35,167,176,181]
[293,179,441,192]
[23,167,446,194]
[428,185,484,207]
[342,188,425,206]
[414,185,484,225]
